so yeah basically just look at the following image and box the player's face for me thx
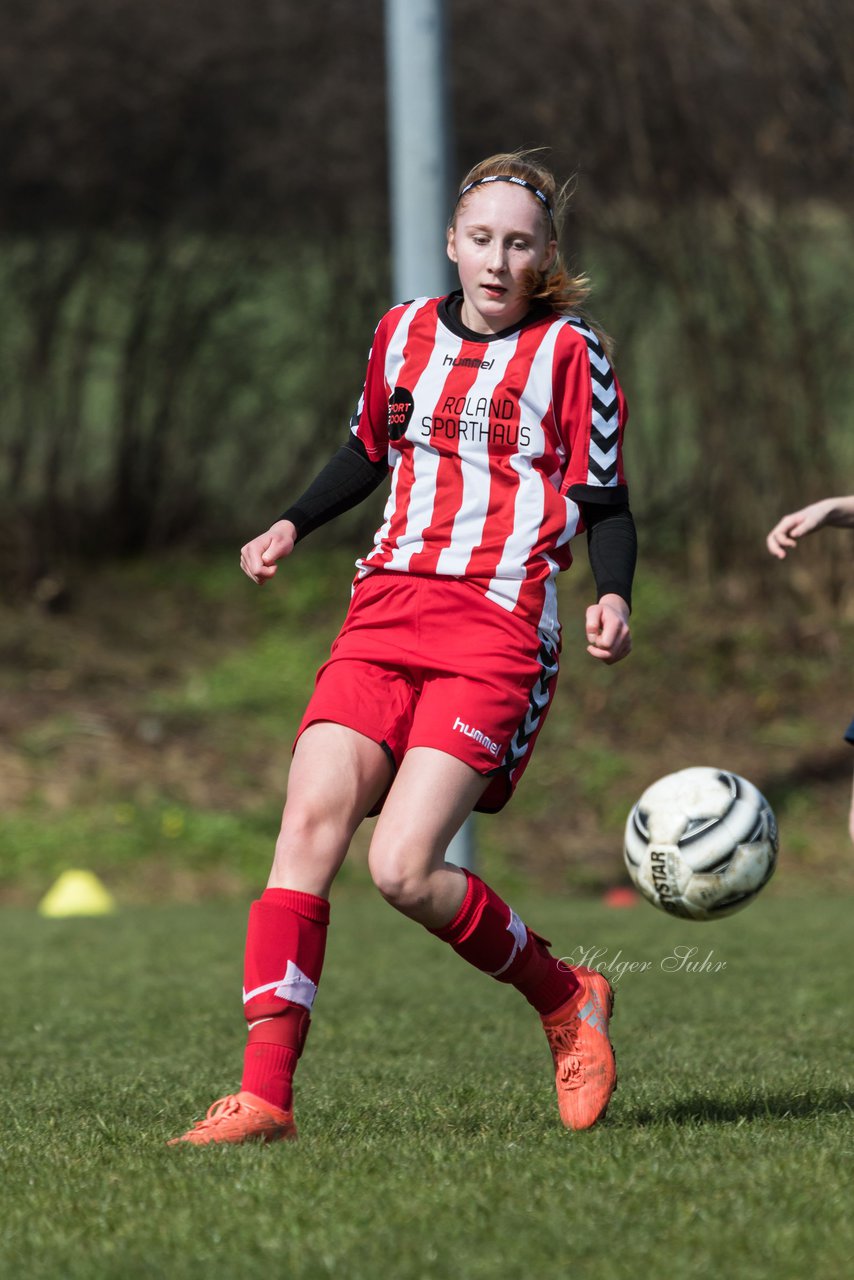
[447,183,556,335]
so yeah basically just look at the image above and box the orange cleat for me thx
[168,1090,297,1146]
[541,966,616,1131]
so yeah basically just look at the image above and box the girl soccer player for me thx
[170,151,637,1145]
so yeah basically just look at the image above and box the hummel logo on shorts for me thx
[452,716,501,756]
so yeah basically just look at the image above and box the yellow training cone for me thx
[38,870,116,918]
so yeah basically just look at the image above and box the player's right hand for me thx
[240,520,298,584]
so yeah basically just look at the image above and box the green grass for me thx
[1,888,851,1279]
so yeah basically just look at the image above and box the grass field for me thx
[1,887,851,1280]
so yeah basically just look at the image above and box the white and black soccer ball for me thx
[624,767,778,921]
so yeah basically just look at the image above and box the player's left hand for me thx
[585,595,631,665]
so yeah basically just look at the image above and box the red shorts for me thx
[295,571,560,813]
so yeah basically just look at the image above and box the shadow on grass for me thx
[630,1087,854,1126]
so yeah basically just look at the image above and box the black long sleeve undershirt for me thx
[280,436,387,540]
[280,437,637,608]
[581,502,637,612]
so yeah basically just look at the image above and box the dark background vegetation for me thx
[1,0,852,897]
[2,0,852,571]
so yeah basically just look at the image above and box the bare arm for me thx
[766,495,854,559]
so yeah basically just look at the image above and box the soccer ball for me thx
[623,767,778,921]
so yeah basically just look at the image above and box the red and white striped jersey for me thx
[350,293,629,643]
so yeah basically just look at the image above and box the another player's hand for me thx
[240,520,297,584]
[585,595,631,665]
[766,499,834,558]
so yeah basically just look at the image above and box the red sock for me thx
[429,872,579,1016]
[240,887,330,1111]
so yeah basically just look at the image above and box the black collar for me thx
[438,290,553,343]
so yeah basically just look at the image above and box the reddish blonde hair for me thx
[452,150,613,356]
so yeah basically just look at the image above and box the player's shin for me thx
[428,871,578,1014]
[240,887,330,1111]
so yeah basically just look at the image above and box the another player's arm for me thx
[766,494,854,559]
[578,500,637,665]
[240,437,387,585]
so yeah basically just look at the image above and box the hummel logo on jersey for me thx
[443,354,494,370]
[453,716,500,756]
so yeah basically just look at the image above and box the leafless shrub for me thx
[0,0,850,588]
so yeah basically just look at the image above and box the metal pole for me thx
[385,0,453,301]
[384,0,474,871]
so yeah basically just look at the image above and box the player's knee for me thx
[278,789,344,847]
[272,796,351,882]
[277,793,323,844]
[368,846,428,914]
